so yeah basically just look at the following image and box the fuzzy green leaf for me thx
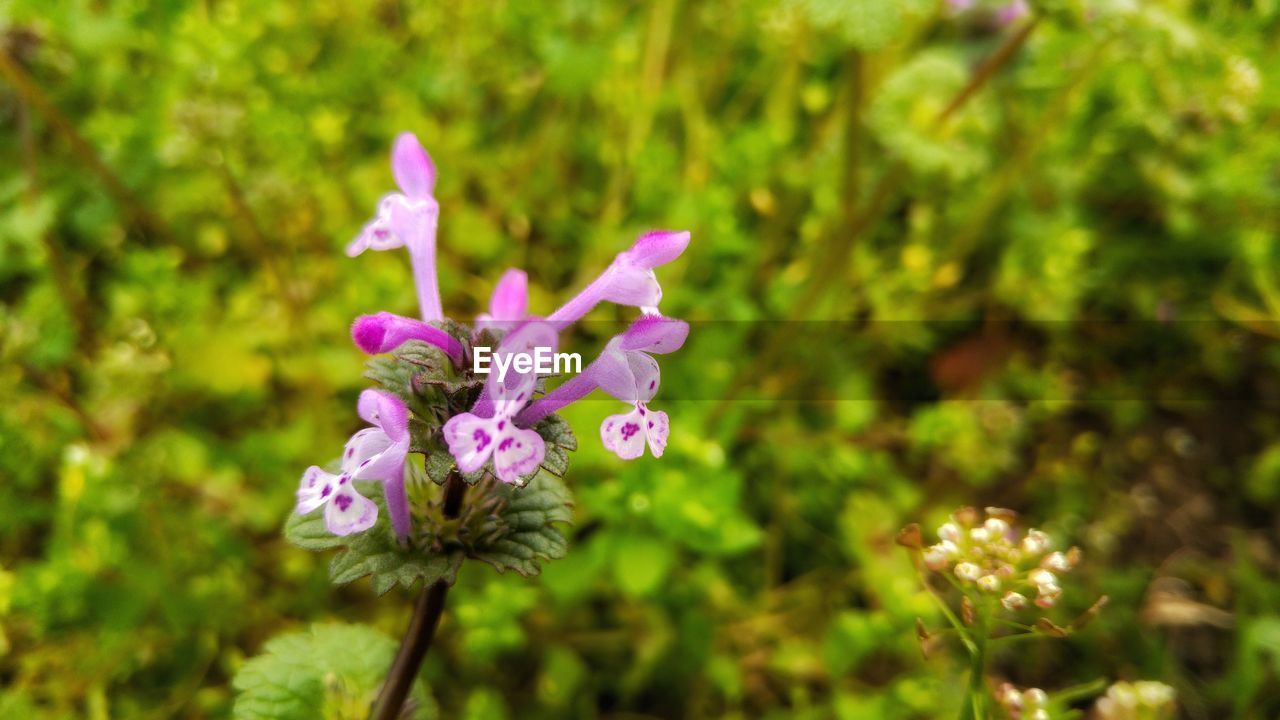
[535,413,577,477]
[468,472,574,577]
[232,623,436,720]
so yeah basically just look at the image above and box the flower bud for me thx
[1001,591,1028,610]
[1030,569,1057,588]
[1024,689,1048,706]
[923,545,950,571]
[1022,529,1050,555]
[970,527,991,543]
[977,575,1002,593]
[984,517,1010,538]
[938,522,961,543]
[1042,551,1072,572]
[955,562,982,582]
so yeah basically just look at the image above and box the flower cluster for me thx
[922,506,1080,610]
[995,683,1050,720]
[1093,681,1176,720]
[297,133,690,538]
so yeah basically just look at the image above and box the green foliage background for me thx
[2,0,1279,717]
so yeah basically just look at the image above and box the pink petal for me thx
[443,413,498,473]
[485,268,528,325]
[644,408,669,458]
[297,466,340,514]
[391,132,437,200]
[618,316,689,354]
[600,406,647,460]
[620,230,691,269]
[324,484,378,535]
[351,312,463,365]
[492,425,545,484]
[357,389,410,443]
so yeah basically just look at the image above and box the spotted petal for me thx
[297,466,341,514]
[493,425,545,485]
[443,413,498,473]
[643,407,669,458]
[324,483,378,536]
[601,406,648,460]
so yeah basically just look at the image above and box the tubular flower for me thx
[443,321,557,484]
[520,315,689,459]
[299,132,690,536]
[297,390,411,538]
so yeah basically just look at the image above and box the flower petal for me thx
[492,425,545,484]
[391,132,437,200]
[601,406,647,460]
[341,427,393,475]
[599,265,662,309]
[352,438,410,482]
[628,351,661,403]
[618,316,689,354]
[324,483,378,535]
[443,413,498,473]
[346,199,404,257]
[351,312,463,365]
[297,466,340,514]
[357,390,409,443]
[620,230,691,269]
[485,268,528,325]
[643,407,669,458]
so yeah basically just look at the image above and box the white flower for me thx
[1001,591,1028,610]
[938,522,961,543]
[977,574,1002,593]
[1022,529,1050,555]
[984,517,1009,538]
[1043,551,1072,572]
[955,562,982,581]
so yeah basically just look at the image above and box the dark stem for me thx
[369,472,466,720]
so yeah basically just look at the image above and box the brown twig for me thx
[369,471,467,720]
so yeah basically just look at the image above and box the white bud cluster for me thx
[995,683,1049,720]
[921,507,1081,610]
[1094,681,1176,720]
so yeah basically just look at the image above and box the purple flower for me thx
[311,131,692,536]
[547,230,690,328]
[351,311,464,366]
[296,390,413,538]
[347,133,444,323]
[476,268,529,331]
[521,315,688,459]
[443,321,558,484]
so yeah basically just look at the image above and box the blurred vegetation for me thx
[2,0,1280,718]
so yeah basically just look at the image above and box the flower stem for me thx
[959,617,988,720]
[369,472,466,720]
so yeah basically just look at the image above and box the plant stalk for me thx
[369,472,466,720]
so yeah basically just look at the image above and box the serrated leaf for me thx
[287,483,462,594]
[284,507,346,551]
[468,472,574,577]
[233,623,436,720]
[535,413,577,477]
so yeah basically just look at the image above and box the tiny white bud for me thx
[1024,688,1048,706]
[1001,591,1028,610]
[923,545,950,571]
[1029,569,1057,587]
[1043,551,1072,572]
[1029,710,1050,720]
[970,527,991,543]
[984,517,1009,538]
[938,522,961,543]
[955,562,982,581]
[1021,529,1050,555]
[939,540,959,556]
[977,574,1001,593]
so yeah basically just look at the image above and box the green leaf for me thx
[467,472,574,577]
[535,413,577,477]
[233,623,436,720]
[286,483,462,594]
